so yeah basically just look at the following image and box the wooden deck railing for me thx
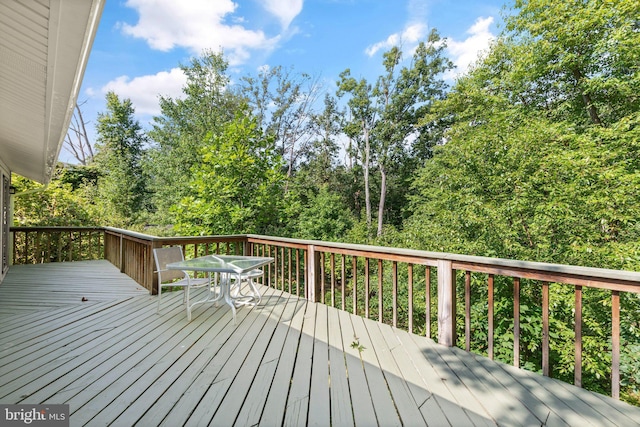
[103,228,249,293]
[11,226,104,264]
[9,226,640,400]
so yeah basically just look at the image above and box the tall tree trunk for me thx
[284,142,295,194]
[572,68,602,126]
[377,163,387,237]
[363,123,372,232]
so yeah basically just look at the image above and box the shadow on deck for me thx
[1,261,638,426]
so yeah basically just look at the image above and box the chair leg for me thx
[157,284,163,312]
[186,285,192,321]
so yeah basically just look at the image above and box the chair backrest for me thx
[153,246,187,283]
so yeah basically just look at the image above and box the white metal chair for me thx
[153,246,211,321]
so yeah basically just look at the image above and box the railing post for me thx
[119,232,124,273]
[306,245,321,302]
[438,259,457,347]
[150,240,162,295]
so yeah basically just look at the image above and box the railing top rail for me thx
[104,227,247,245]
[155,235,247,244]
[246,234,640,285]
[11,226,104,232]
[104,227,158,241]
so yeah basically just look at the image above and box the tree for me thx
[94,92,148,226]
[292,94,343,199]
[338,30,453,237]
[501,0,640,127]
[240,66,323,188]
[147,50,244,223]
[372,31,453,236]
[172,106,286,235]
[63,102,95,165]
[337,70,376,233]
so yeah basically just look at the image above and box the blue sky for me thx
[65,0,508,162]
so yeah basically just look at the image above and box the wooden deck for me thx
[1,261,639,426]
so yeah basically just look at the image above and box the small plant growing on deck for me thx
[351,336,365,354]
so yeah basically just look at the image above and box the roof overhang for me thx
[0,0,104,183]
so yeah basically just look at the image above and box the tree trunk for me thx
[64,103,94,165]
[572,68,602,126]
[377,163,387,237]
[363,123,372,232]
[284,142,295,194]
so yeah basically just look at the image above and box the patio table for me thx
[167,254,274,323]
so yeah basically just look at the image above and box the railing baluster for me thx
[392,261,398,327]
[57,232,62,261]
[488,274,494,360]
[542,281,549,376]
[365,258,370,319]
[68,231,73,261]
[341,255,346,311]
[24,231,27,262]
[514,277,520,368]
[33,231,40,262]
[273,245,278,288]
[288,247,292,294]
[280,247,285,290]
[267,245,272,285]
[408,264,413,334]
[320,252,325,304]
[296,249,300,296]
[261,244,266,285]
[378,259,383,323]
[353,256,358,315]
[426,266,431,339]
[330,253,336,307]
[465,270,471,352]
[575,285,583,387]
[46,231,52,262]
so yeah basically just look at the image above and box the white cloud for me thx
[365,23,428,57]
[100,68,187,116]
[263,0,303,29]
[446,16,495,79]
[120,0,284,65]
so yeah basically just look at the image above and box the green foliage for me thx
[406,110,640,268]
[147,50,244,224]
[504,0,640,126]
[173,108,285,235]
[240,65,322,179]
[57,164,99,190]
[93,92,149,227]
[351,337,365,354]
[338,30,453,237]
[295,186,354,241]
[12,172,96,226]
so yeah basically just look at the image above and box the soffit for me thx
[0,0,104,183]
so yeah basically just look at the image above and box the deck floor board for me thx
[1,260,639,426]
